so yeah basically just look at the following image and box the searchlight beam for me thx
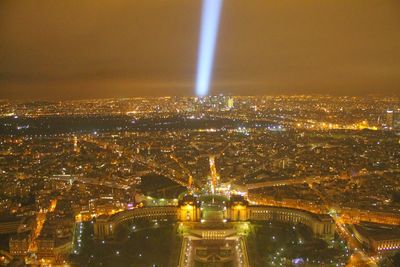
[195,0,223,97]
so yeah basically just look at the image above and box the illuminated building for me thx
[35,215,74,263]
[0,216,32,234]
[228,195,248,221]
[88,196,124,215]
[351,223,400,254]
[0,220,22,234]
[37,237,55,259]
[387,110,394,129]
[178,195,200,222]
[73,135,79,153]
[249,206,335,239]
[394,110,400,130]
[93,194,335,240]
[37,236,72,263]
[178,229,248,267]
[386,110,400,130]
[93,206,179,239]
[9,232,31,256]
[93,215,112,240]
[227,97,234,109]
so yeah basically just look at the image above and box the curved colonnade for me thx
[94,205,335,239]
[94,206,178,239]
[248,206,335,238]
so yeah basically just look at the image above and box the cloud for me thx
[1,0,400,99]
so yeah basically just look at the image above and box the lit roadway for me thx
[209,155,218,192]
[247,170,377,190]
[247,175,332,190]
[51,176,130,190]
[236,236,250,267]
[334,216,377,267]
[28,198,57,262]
[309,184,377,267]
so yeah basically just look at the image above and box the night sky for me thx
[1,0,399,99]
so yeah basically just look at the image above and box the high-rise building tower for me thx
[387,110,400,130]
[394,111,400,130]
[227,97,234,109]
[73,136,79,153]
[188,175,193,193]
[387,110,394,129]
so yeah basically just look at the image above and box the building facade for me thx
[94,200,335,239]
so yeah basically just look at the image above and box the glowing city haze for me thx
[195,0,224,97]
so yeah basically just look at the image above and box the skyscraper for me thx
[387,110,400,130]
[227,97,234,109]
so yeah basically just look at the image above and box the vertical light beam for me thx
[195,0,223,97]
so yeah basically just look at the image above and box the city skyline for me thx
[1,1,400,266]
[0,96,399,266]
